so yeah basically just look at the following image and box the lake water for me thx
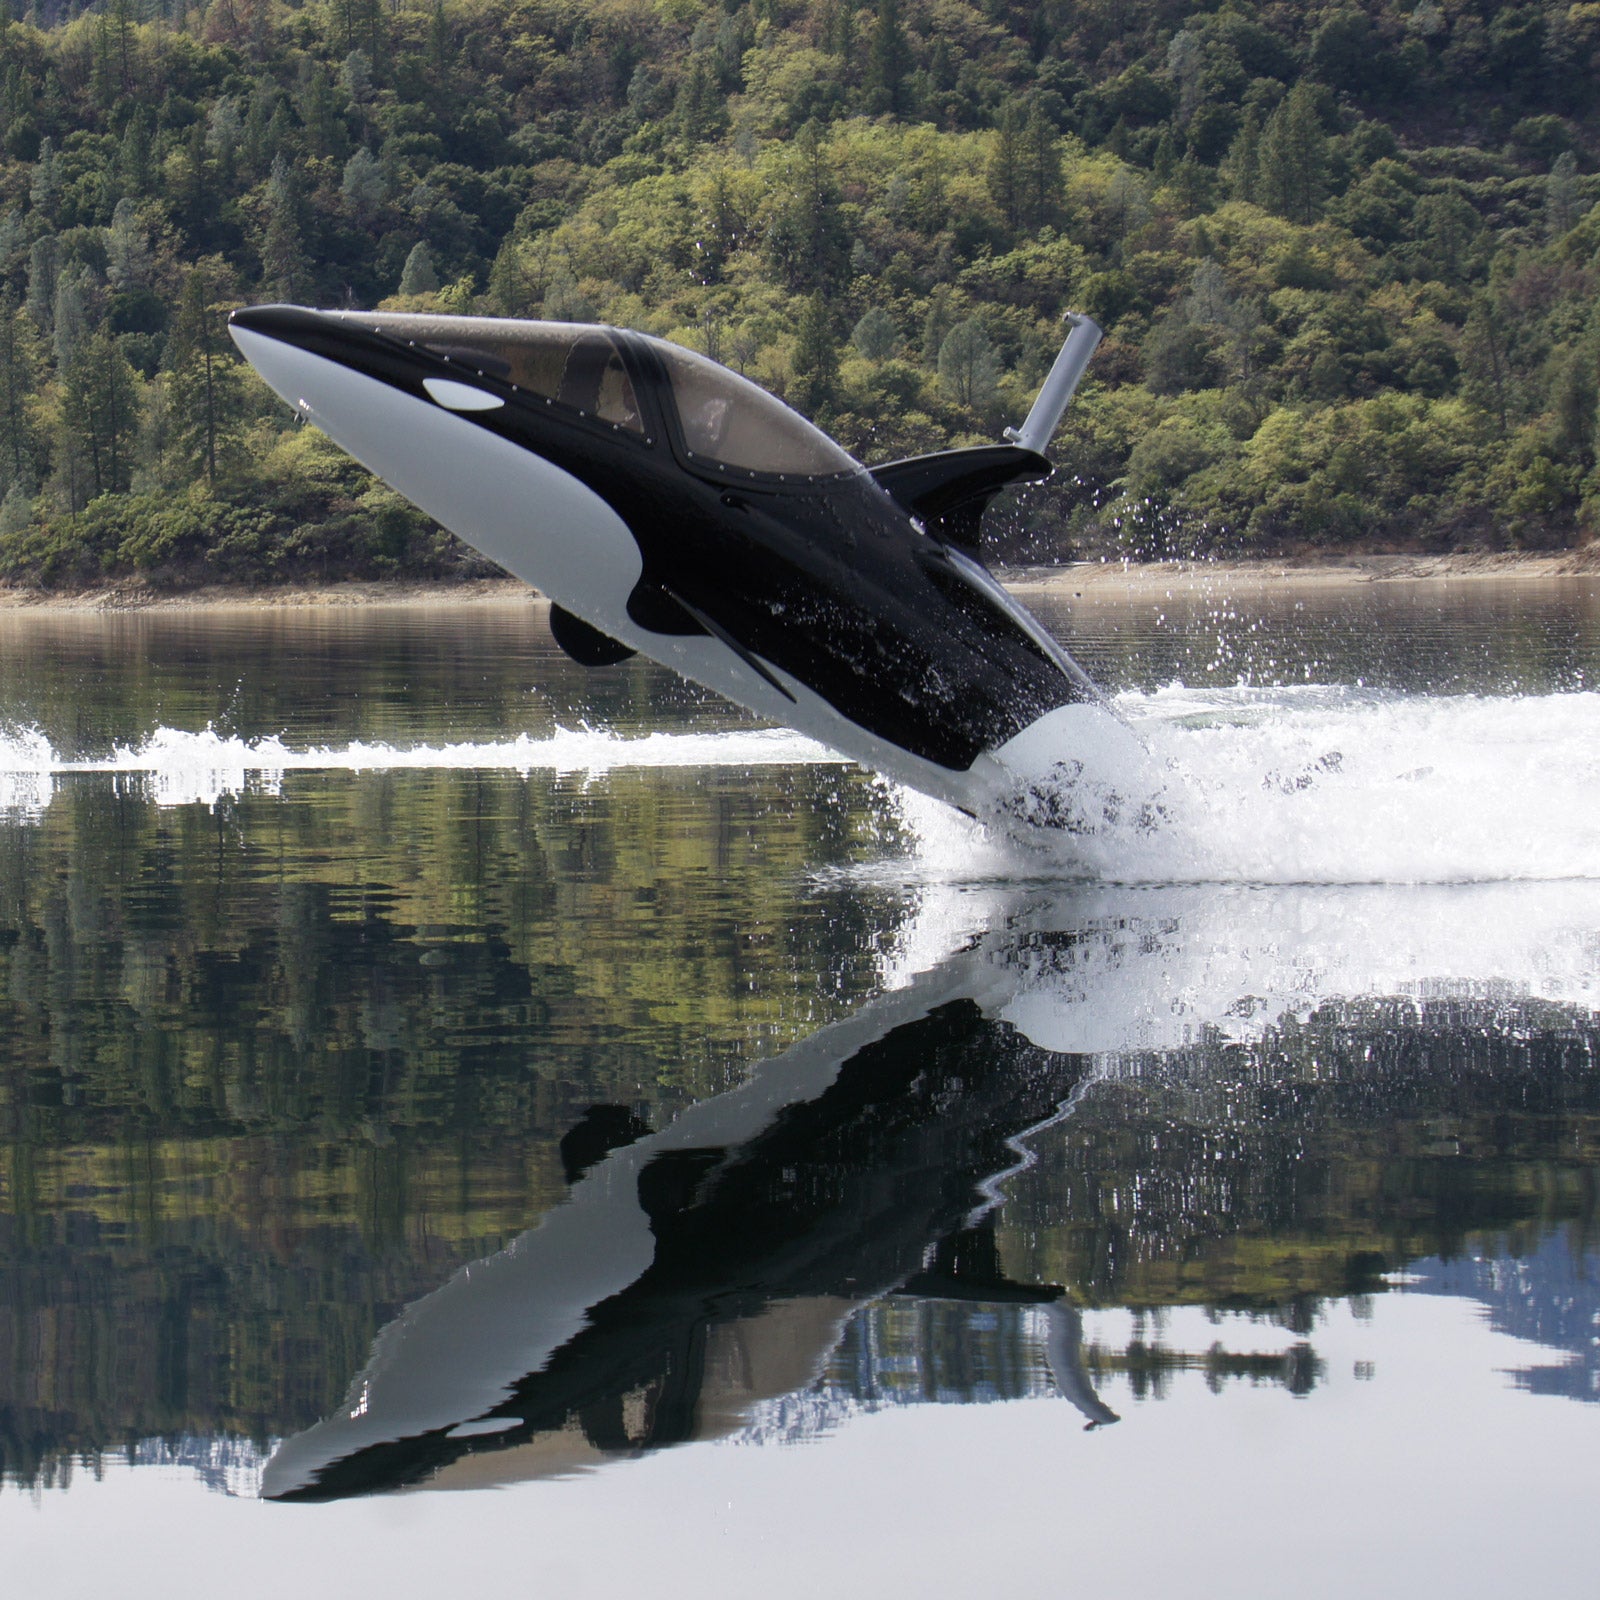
[2,574,1598,1597]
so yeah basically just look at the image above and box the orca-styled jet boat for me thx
[229,304,1163,825]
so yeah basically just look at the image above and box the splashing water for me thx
[0,723,842,820]
[896,684,1600,886]
[859,682,1600,1045]
[4,684,1598,889]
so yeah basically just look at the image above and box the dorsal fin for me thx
[870,444,1052,552]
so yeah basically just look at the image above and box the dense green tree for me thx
[865,0,912,115]
[24,235,59,335]
[938,319,1001,411]
[0,0,1594,584]
[792,292,840,414]
[258,155,312,303]
[765,121,846,294]
[61,326,141,503]
[398,242,439,297]
[1258,83,1328,225]
[341,147,388,227]
[988,101,1025,229]
[852,307,900,361]
[1546,151,1585,238]
[0,295,38,496]
[1020,100,1063,229]
[164,262,251,489]
[1225,107,1263,204]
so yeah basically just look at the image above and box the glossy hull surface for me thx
[231,310,1161,824]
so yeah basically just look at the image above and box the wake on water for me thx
[3,683,1599,887]
[4,684,1599,1045]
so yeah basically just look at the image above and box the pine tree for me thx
[24,235,58,333]
[827,0,855,59]
[342,147,388,226]
[52,264,88,370]
[398,242,439,297]
[792,292,839,415]
[1166,28,1203,126]
[175,121,213,238]
[921,285,954,367]
[1226,107,1262,205]
[852,307,900,361]
[766,121,846,294]
[1413,190,1480,285]
[429,0,453,84]
[675,55,726,144]
[1548,346,1598,465]
[28,135,60,226]
[1021,100,1062,228]
[300,65,347,162]
[166,262,250,488]
[259,156,311,302]
[0,293,37,496]
[987,101,1024,229]
[1461,291,1514,435]
[1257,83,1328,226]
[118,109,155,196]
[111,0,137,93]
[106,199,153,291]
[1545,152,1583,240]
[90,14,115,111]
[938,318,1001,411]
[865,0,911,113]
[62,327,141,501]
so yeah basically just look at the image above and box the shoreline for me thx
[2,550,1598,614]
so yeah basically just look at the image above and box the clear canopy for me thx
[343,313,643,433]
[341,313,860,477]
[647,339,860,479]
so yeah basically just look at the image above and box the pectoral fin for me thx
[549,604,636,667]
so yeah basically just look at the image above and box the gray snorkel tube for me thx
[1005,312,1104,455]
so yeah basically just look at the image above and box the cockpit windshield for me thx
[337,313,643,433]
[647,339,861,480]
[332,313,862,478]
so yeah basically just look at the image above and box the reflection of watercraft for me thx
[262,874,1600,1499]
[261,950,1117,1502]
[229,306,1162,826]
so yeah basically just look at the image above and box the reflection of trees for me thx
[1032,582,1600,696]
[4,764,1600,1489]
[1001,995,1600,1316]
[2,768,899,1146]
[0,768,903,1490]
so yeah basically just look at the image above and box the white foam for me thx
[1142,685,1600,884]
[871,686,1600,887]
[0,723,843,817]
[5,687,1600,892]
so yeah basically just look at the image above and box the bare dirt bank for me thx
[3,549,1599,614]
[0,576,542,613]
[1004,548,1600,599]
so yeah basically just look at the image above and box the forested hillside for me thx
[0,0,1596,586]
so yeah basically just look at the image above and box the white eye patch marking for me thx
[423,377,505,412]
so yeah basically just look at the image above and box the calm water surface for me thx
[2,575,1599,1596]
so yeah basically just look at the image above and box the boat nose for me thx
[228,302,337,366]
[228,305,367,422]
[228,303,332,354]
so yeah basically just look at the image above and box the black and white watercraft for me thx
[230,305,1161,825]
